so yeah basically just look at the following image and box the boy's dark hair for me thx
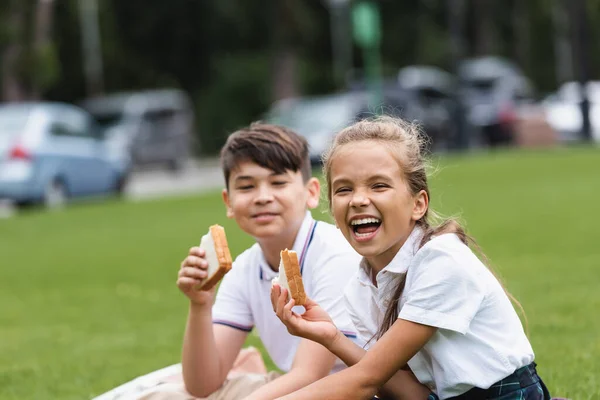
[220,123,312,188]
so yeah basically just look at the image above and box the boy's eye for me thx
[272,181,287,186]
[237,185,254,190]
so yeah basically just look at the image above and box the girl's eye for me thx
[272,181,287,186]
[334,187,351,194]
[237,185,254,190]
[372,183,389,190]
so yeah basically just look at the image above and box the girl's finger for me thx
[270,284,281,311]
[283,298,296,321]
[276,288,288,318]
[303,296,318,308]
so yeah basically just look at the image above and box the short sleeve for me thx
[310,251,361,338]
[399,247,485,334]
[212,262,254,332]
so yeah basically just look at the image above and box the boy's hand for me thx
[271,284,339,349]
[177,247,216,307]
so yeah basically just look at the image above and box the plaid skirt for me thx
[427,362,550,400]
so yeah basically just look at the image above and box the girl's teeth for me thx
[355,231,373,238]
[351,217,381,225]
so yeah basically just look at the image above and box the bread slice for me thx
[271,249,306,306]
[195,224,233,291]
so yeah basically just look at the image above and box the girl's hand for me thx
[270,284,340,348]
[177,247,216,307]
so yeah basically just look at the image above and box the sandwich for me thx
[271,249,306,306]
[195,224,233,291]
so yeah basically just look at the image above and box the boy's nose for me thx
[255,187,274,204]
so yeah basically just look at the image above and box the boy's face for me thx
[222,161,320,240]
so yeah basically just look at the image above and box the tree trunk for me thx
[551,0,573,84]
[472,0,497,56]
[512,0,530,73]
[2,0,27,102]
[270,0,299,101]
[30,0,56,99]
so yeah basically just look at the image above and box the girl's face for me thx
[330,141,428,272]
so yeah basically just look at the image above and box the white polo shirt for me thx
[212,211,362,373]
[344,227,534,399]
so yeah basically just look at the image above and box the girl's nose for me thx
[349,193,370,207]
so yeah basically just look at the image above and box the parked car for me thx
[396,66,459,151]
[0,102,130,208]
[458,56,534,147]
[347,69,460,151]
[542,81,600,143]
[265,92,368,165]
[81,89,195,172]
[266,86,458,164]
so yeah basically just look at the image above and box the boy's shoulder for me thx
[311,219,357,254]
[231,242,262,271]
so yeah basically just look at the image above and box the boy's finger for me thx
[189,247,206,257]
[180,267,207,280]
[182,256,208,270]
[177,276,201,289]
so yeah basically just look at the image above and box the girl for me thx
[270,117,550,400]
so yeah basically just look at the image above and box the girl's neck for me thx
[365,246,401,280]
[365,224,420,284]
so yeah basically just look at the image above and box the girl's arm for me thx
[326,332,431,400]
[279,318,436,400]
[242,338,336,400]
[272,286,433,400]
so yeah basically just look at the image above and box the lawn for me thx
[1,147,599,399]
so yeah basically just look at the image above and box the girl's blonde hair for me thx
[322,116,525,340]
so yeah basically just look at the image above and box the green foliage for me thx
[194,53,273,155]
[3,1,600,151]
[0,148,599,399]
[30,42,60,90]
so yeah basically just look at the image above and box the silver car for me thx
[0,102,130,208]
[81,89,195,172]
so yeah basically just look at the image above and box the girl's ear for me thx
[222,189,234,218]
[412,189,429,221]
[305,177,321,209]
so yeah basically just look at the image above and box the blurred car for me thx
[81,89,195,172]
[0,102,130,208]
[396,66,458,151]
[458,56,534,147]
[347,69,460,151]
[265,92,368,164]
[542,81,600,143]
[265,86,460,164]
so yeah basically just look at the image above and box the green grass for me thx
[1,146,599,399]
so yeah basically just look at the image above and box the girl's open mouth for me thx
[350,217,381,241]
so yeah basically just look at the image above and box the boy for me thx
[94,123,361,400]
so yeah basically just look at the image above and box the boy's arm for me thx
[182,304,248,397]
[242,339,335,400]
